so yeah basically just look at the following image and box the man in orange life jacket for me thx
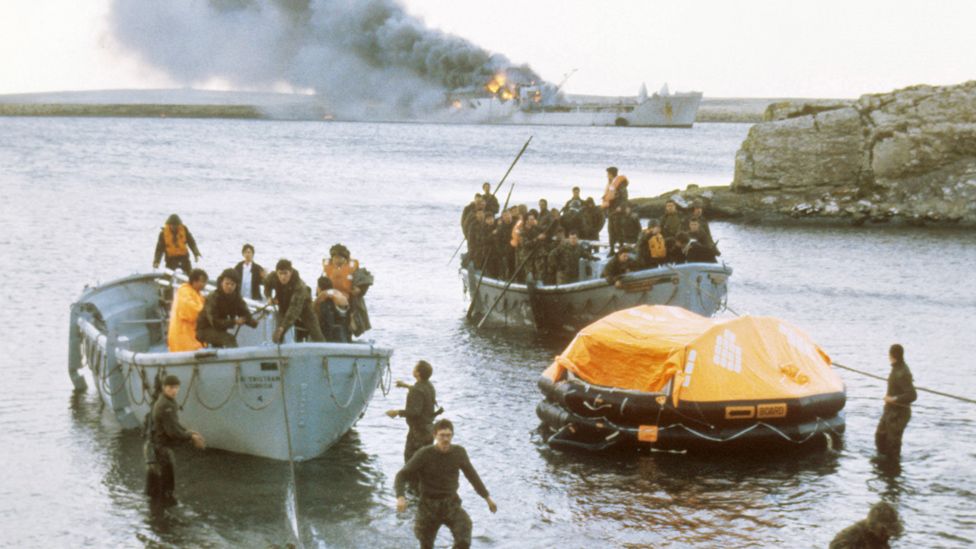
[153,214,202,274]
[322,243,360,299]
[602,167,630,255]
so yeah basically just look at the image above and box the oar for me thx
[447,136,533,265]
[475,246,538,329]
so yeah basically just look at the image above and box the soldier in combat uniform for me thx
[145,375,205,507]
[395,419,497,549]
[829,501,902,548]
[875,343,917,459]
[386,360,439,463]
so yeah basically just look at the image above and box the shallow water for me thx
[1,117,974,548]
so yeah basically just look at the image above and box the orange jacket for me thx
[510,219,523,248]
[324,259,359,297]
[162,225,188,257]
[601,175,628,209]
[168,283,204,352]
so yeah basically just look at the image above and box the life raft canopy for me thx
[545,305,843,406]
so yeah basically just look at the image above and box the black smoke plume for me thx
[108,0,543,118]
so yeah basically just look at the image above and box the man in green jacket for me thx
[146,375,205,507]
[386,360,438,462]
[264,259,325,343]
[875,344,918,459]
[395,419,497,549]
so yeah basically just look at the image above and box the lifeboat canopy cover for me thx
[545,305,843,405]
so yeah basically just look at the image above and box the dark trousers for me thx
[165,255,192,275]
[404,426,434,463]
[414,495,472,549]
[875,405,911,458]
[197,328,238,348]
[146,446,176,502]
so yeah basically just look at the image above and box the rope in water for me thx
[697,286,976,406]
[276,343,305,549]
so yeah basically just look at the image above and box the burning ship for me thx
[448,71,702,128]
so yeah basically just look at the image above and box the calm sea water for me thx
[1,117,973,548]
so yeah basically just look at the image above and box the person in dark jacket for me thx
[263,259,325,343]
[678,231,718,263]
[152,214,202,274]
[602,248,639,287]
[684,203,713,244]
[233,243,266,301]
[395,419,497,549]
[660,200,683,240]
[145,375,205,507]
[196,269,257,348]
[315,276,351,343]
[478,181,499,215]
[386,360,439,462]
[875,344,918,459]
[829,501,902,548]
[583,197,604,241]
[548,231,596,285]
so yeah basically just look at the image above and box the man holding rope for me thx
[875,344,917,459]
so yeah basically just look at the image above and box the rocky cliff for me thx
[729,81,976,226]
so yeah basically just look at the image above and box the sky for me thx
[1,0,973,99]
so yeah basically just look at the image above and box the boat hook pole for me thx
[475,217,557,329]
[448,135,533,265]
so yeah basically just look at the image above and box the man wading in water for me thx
[395,419,497,549]
[386,360,439,463]
[145,375,205,508]
[875,343,917,459]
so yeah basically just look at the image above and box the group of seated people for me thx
[460,178,721,287]
[164,239,371,353]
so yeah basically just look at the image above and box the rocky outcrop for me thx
[728,81,976,226]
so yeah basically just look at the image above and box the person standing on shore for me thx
[152,214,202,274]
[875,344,917,459]
[145,375,205,507]
[386,360,438,463]
[394,419,497,549]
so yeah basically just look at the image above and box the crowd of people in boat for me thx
[153,214,372,353]
[461,167,722,286]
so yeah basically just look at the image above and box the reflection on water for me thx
[2,117,974,547]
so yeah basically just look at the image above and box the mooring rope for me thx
[276,344,305,549]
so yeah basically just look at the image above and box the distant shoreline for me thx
[0,89,846,123]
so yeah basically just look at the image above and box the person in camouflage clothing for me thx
[548,231,596,285]
[263,259,325,343]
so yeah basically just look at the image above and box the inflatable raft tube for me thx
[538,375,846,428]
[537,400,845,452]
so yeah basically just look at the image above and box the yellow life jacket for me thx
[649,234,666,259]
[162,225,188,257]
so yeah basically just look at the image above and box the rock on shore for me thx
[638,81,976,227]
[735,81,976,226]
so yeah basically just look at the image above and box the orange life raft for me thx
[536,305,846,452]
